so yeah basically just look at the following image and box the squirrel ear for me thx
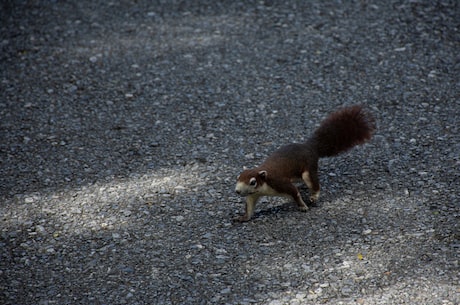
[258,170,267,179]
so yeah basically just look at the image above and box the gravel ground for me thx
[1,1,459,304]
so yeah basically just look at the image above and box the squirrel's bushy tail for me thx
[310,105,375,158]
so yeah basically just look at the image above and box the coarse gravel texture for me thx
[1,0,459,304]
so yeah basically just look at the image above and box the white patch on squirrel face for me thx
[235,179,280,197]
[235,180,256,196]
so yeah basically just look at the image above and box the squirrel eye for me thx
[249,178,257,186]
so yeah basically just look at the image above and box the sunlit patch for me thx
[1,165,207,234]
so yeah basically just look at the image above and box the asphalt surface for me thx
[1,1,459,304]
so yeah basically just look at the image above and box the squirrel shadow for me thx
[251,190,319,220]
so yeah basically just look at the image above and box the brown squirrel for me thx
[234,105,375,222]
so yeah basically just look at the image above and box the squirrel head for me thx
[235,169,267,196]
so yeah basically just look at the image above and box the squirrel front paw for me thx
[308,192,320,207]
[233,215,251,222]
[299,205,309,212]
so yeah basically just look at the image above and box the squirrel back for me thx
[309,105,375,158]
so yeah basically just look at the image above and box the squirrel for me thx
[234,105,375,222]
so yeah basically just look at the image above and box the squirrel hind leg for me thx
[302,171,320,206]
[273,179,308,212]
[285,184,309,212]
[294,192,309,212]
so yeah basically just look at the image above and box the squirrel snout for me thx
[235,189,241,195]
